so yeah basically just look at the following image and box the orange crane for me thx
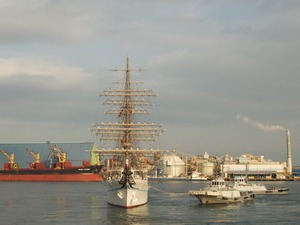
[0,148,19,169]
[25,147,40,163]
[0,149,15,164]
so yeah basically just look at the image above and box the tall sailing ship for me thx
[90,57,165,208]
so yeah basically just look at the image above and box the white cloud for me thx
[236,114,287,132]
[0,57,90,87]
[0,0,104,43]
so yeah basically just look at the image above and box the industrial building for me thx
[158,154,186,177]
[221,154,287,180]
[293,166,300,177]
[181,151,294,180]
[188,152,217,179]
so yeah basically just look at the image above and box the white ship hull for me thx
[107,178,148,208]
[233,183,267,194]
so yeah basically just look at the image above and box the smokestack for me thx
[286,130,292,174]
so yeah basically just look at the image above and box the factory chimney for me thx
[286,130,292,174]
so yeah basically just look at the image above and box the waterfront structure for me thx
[221,154,287,180]
[286,130,292,174]
[293,166,300,177]
[159,154,186,177]
[188,152,291,180]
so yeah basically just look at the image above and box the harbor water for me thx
[1,180,299,225]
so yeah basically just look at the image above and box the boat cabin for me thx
[234,176,247,183]
[210,178,227,189]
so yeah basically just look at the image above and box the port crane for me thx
[46,141,67,163]
[0,149,15,164]
[25,147,40,163]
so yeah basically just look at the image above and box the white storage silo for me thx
[161,155,185,177]
[201,162,214,176]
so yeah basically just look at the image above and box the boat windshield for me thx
[234,177,246,183]
[212,180,225,186]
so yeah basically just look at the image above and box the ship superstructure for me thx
[90,57,165,208]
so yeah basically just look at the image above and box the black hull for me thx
[0,165,103,175]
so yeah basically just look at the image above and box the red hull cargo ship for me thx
[0,145,103,182]
[0,162,103,182]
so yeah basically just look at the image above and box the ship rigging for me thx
[90,56,165,207]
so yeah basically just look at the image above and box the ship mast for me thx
[123,56,132,150]
[90,57,165,167]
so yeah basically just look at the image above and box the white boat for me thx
[191,171,208,181]
[232,176,289,195]
[106,161,148,208]
[90,57,165,208]
[189,177,255,204]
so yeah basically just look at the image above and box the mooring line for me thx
[149,185,188,196]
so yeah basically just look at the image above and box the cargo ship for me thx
[0,144,103,182]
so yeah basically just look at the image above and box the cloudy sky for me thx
[0,0,299,165]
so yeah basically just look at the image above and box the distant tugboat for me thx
[232,176,288,195]
[90,57,165,208]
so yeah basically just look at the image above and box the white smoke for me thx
[236,114,286,132]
